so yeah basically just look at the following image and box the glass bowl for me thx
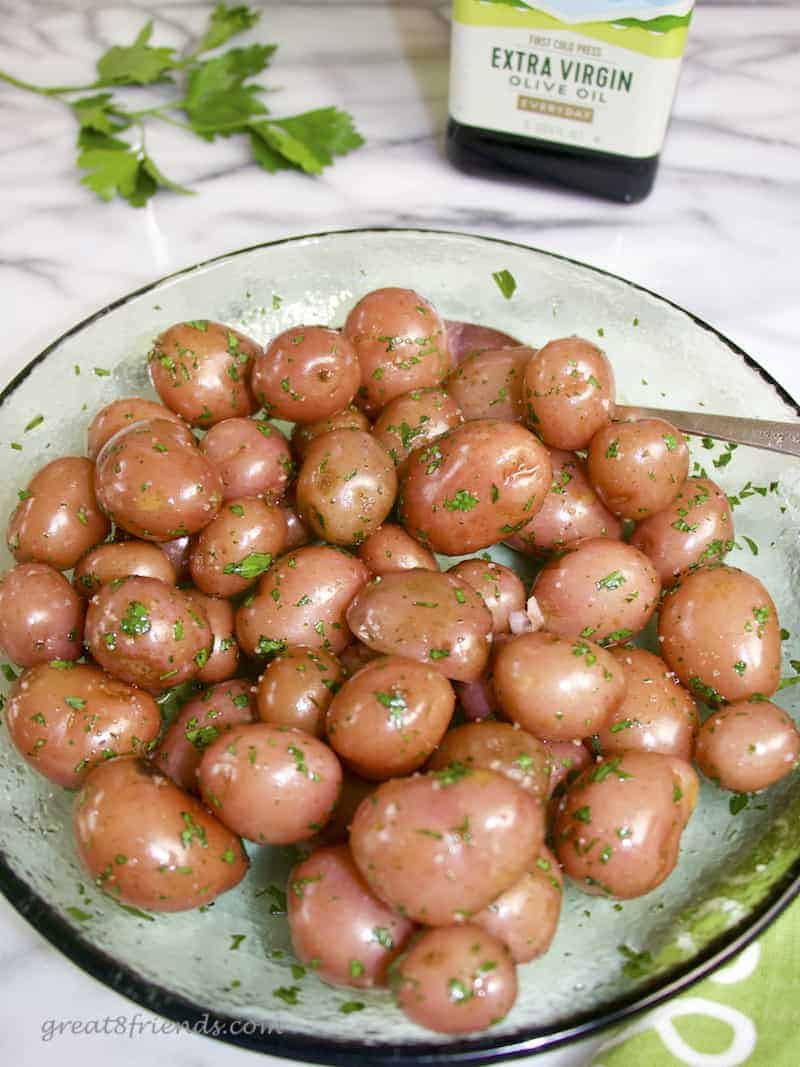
[1,229,799,1065]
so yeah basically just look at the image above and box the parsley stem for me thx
[127,106,192,132]
[0,70,103,96]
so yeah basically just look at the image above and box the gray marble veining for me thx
[0,2,799,1066]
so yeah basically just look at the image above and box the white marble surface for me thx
[1,1,799,1066]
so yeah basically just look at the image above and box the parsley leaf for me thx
[199,4,262,53]
[96,21,177,86]
[492,269,517,300]
[249,107,364,175]
[183,45,275,139]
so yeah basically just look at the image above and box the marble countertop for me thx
[1,2,799,1066]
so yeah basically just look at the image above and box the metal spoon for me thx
[614,405,800,459]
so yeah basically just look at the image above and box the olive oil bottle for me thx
[447,0,695,203]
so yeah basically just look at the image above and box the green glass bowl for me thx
[1,229,798,1065]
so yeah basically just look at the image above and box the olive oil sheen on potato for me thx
[447,0,695,202]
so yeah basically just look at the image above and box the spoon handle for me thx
[614,405,800,459]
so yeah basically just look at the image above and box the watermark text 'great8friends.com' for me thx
[41,1013,278,1042]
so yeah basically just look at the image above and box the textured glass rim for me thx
[0,227,798,1066]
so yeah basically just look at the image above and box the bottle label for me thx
[450,0,694,158]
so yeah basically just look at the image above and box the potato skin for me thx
[296,429,397,545]
[399,419,552,555]
[445,320,520,364]
[152,678,255,793]
[95,419,222,541]
[184,590,240,685]
[630,477,734,586]
[371,387,462,470]
[74,540,177,597]
[554,751,698,899]
[199,417,292,503]
[346,569,493,683]
[427,722,550,805]
[357,524,438,576]
[85,576,212,692]
[256,645,343,737]
[446,346,532,423]
[197,723,342,844]
[292,406,370,462]
[447,559,525,635]
[473,846,563,963]
[493,631,626,741]
[349,767,544,924]
[587,418,689,520]
[695,700,800,793]
[236,546,369,658]
[505,449,621,557]
[0,563,84,667]
[251,326,361,424]
[6,663,160,788]
[343,287,451,413]
[524,337,614,450]
[658,564,782,704]
[8,456,109,571]
[393,924,518,1034]
[87,397,187,462]
[595,648,698,761]
[73,756,248,912]
[188,497,287,598]
[287,845,415,988]
[533,537,661,646]
[149,321,258,426]
[326,656,455,779]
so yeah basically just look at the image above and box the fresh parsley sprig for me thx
[0,5,364,207]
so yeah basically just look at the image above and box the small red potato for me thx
[149,320,258,426]
[346,569,493,683]
[199,417,292,502]
[505,449,621,557]
[349,766,544,924]
[344,287,452,413]
[554,751,698,898]
[493,631,626,741]
[658,564,782,704]
[183,590,240,685]
[399,419,552,555]
[0,563,84,667]
[393,924,517,1034]
[296,428,397,545]
[291,406,371,462]
[288,845,415,988]
[630,477,734,585]
[446,346,532,423]
[8,456,109,571]
[95,419,223,540]
[445,320,520,364]
[256,645,343,737]
[251,326,361,424]
[85,576,212,692]
[533,537,661,646]
[372,387,462,469]
[87,397,187,461]
[6,662,160,788]
[152,678,255,793]
[236,546,369,658]
[427,721,551,805]
[73,756,248,912]
[326,655,455,779]
[595,648,698,761]
[473,846,563,963]
[447,559,526,635]
[74,540,177,597]
[197,723,342,844]
[523,337,614,450]
[188,497,287,598]
[695,700,800,794]
[357,524,438,575]
[587,418,689,520]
